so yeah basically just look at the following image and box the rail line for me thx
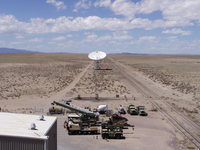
[151,101,200,149]
[110,58,200,149]
[109,58,158,98]
[164,101,200,129]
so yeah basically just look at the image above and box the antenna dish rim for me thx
[88,51,107,61]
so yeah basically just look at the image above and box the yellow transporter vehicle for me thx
[52,101,101,135]
[64,114,100,135]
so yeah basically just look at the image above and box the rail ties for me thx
[164,101,200,131]
[111,58,200,149]
[110,58,158,99]
[151,101,200,149]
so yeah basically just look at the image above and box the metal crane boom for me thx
[51,101,98,118]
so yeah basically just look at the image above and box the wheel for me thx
[115,134,122,139]
[102,134,108,139]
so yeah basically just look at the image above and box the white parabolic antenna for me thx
[88,51,106,61]
[88,51,107,69]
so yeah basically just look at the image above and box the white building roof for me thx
[0,112,57,140]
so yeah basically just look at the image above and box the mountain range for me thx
[0,48,37,54]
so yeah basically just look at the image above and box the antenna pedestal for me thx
[88,51,106,70]
[95,61,100,70]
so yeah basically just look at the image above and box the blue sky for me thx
[0,0,200,54]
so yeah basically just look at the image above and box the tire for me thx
[115,134,122,139]
[102,134,108,139]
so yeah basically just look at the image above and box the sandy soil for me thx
[111,55,200,124]
[0,53,200,150]
[112,55,200,98]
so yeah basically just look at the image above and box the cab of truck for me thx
[127,104,138,115]
[137,106,148,116]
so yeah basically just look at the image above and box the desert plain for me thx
[0,53,200,150]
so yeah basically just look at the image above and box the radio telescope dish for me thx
[88,51,106,70]
[88,51,106,61]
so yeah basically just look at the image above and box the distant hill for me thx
[108,52,146,55]
[121,52,135,55]
[120,52,151,55]
[0,48,38,54]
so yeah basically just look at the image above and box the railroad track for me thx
[110,58,200,149]
[164,101,200,131]
[109,58,158,98]
[151,101,200,149]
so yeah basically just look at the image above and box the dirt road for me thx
[49,62,93,101]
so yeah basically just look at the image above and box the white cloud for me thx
[0,40,5,45]
[46,0,66,10]
[66,34,73,37]
[95,0,137,19]
[52,36,66,41]
[95,0,200,25]
[15,35,24,39]
[0,14,197,35]
[9,41,24,46]
[139,0,200,23]
[139,36,156,41]
[112,31,133,40]
[85,31,132,42]
[167,36,178,41]
[111,0,137,19]
[74,0,92,12]
[162,28,191,35]
[85,33,98,41]
[29,38,43,42]
[0,15,27,34]
[161,0,200,24]
[0,15,131,34]
[94,0,111,7]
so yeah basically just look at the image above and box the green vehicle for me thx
[101,114,134,139]
[101,122,124,139]
[137,106,148,116]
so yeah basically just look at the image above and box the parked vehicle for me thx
[127,104,138,115]
[52,101,100,135]
[48,107,65,115]
[137,106,148,116]
[118,105,126,114]
[101,122,124,139]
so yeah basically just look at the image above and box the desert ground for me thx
[0,53,200,150]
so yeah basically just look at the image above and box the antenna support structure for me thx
[88,51,107,70]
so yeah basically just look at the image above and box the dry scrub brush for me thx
[0,63,84,99]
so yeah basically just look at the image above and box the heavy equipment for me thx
[51,101,100,135]
[97,105,108,114]
[137,106,148,116]
[48,106,65,115]
[101,122,124,139]
[118,105,126,114]
[101,113,134,139]
[127,104,138,115]
[51,101,134,138]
